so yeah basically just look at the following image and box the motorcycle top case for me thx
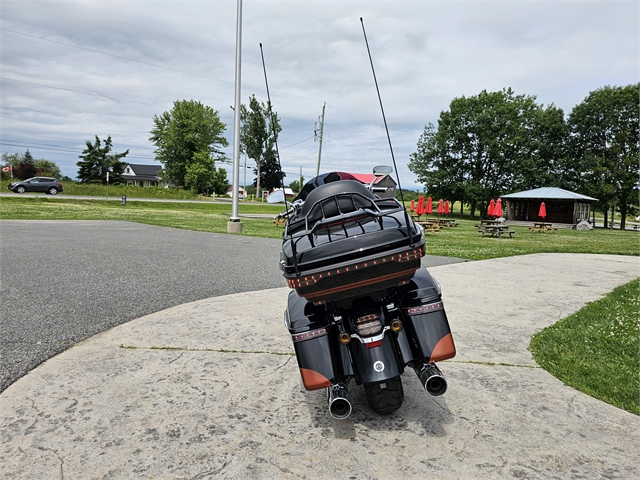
[280,180,425,304]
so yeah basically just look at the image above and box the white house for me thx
[227,185,247,199]
[121,164,162,187]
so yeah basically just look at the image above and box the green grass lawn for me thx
[2,195,639,412]
[530,278,640,415]
[1,196,638,259]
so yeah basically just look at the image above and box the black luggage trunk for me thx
[280,180,425,304]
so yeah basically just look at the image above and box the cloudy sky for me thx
[1,0,637,189]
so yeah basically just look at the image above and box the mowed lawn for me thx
[1,196,638,260]
[2,195,638,414]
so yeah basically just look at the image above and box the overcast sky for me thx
[1,0,637,189]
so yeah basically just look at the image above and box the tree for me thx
[34,159,62,178]
[254,154,285,192]
[23,149,34,164]
[289,175,305,193]
[409,88,566,217]
[149,99,228,187]
[566,84,639,228]
[183,151,228,195]
[15,161,38,180]
[2,152,62,180]
[240,95,283,198]
[76,135,129,184]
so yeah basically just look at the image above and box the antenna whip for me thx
[360,18,413,245]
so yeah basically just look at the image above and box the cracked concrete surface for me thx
[1,253,638,479]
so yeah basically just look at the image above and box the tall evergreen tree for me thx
[23,149,35,164]
[76,136,129,184]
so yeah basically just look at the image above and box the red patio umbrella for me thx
[437,199,444,215]
[487,199,495,217]
[426,197,433,216]
[444,200,450,215]
[417,195,425,217]
[494,198,503,218]
[538,202,547,220]
[410,199,415,212]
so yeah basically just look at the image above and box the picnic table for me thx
[416,220,441,235]
[475,219,503,230]
[529,222,556,233]
[479,225,516,238]
[438,219,459,228]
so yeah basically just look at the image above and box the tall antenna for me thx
[360,17,413,246]
[259,43,289,212]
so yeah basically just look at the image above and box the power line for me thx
[1,77,172,109]
[0,141,155,159]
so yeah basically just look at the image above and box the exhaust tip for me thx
[328,383,352,420]
[414,362,447,397]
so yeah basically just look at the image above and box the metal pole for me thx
[316,102,325,176]
[227,0,243,232]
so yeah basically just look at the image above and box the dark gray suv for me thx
[8,177,63,195]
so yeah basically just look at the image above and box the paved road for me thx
[0,220,463,392]
[0,220,284,392]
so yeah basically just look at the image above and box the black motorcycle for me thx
[280,172,456,419]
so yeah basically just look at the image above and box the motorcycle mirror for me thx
[373,165,393,176]
[266,189,286,204]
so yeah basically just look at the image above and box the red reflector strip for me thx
[291,327,328,342]
[365,340,383,349]
[406,302,443,315]
[286,248,425,289]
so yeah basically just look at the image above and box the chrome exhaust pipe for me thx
[328,382,352,420]
[414,362,447,396]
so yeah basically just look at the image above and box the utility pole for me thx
[315,102,326,176]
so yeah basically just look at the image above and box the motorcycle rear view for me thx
[280,176,456,419]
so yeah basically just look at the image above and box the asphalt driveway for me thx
[0,220,463,392]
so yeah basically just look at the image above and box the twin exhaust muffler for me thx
[413,362,447,396]
[327,363,446,419]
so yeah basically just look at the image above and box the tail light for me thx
[355,313,383,336]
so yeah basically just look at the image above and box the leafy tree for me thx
[254,154,285,192]
[34,159,62,178]
[240,95,282,198]
[566,84,639,228]
[184,151,229,195]
[15,161,38,180]
[409,88,566,217]
[149,99,228,187]
[76,135,129,184]
[289,175,305,193]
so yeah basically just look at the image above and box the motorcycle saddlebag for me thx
[285,291,342,390]
[400,268,456,362]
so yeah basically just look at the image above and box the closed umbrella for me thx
[417,195,425,217]
[538,202,547,220]
[410,199,415,212]
[426,197,433,216]
[488,199,495,217]
[444,200,450,215]
[437,199,444,215]
[494,198,503,218]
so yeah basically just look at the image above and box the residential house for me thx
[121,164,162,187]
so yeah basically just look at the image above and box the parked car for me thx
[7,177,63,195]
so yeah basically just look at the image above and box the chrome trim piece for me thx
[350,325,391,344]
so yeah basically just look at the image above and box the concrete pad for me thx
[1,253,638,479]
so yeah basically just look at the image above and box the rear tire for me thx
[47,187,58,195]
[364,375,404,414]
